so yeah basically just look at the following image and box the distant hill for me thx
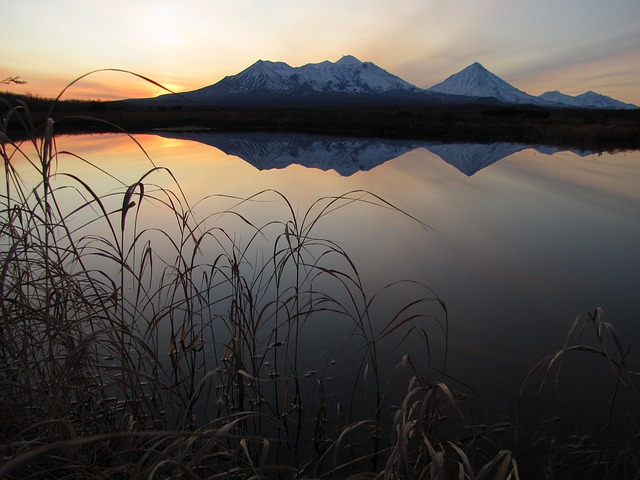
[538,90,638,110]
[127,56,638,110]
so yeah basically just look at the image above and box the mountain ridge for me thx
[132,56,637,110]
[538,89,637,109]
[159,55,422,104]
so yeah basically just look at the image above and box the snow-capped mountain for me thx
[131,56,637,110]
[173,55,421,102]
[427,62,537,105]
[538,90,637,110]
[425,62,638,109]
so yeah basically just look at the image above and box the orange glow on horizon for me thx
[1,71,195,102]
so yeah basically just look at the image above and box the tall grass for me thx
[1,77,639,478]
[517,308,640,478]
[0,87,452,478]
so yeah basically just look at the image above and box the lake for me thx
[5,130,640,475]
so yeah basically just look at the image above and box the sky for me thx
[2,0,639,105]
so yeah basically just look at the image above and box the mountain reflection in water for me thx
[156,131,593,176]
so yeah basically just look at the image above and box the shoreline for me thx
[2,94,640,152]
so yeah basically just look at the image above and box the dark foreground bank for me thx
[3,92,640,152]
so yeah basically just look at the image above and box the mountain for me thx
[129,57,637,110]
[538,90,637,110]
[222,55,420,94]
[149,55,425,106]
[426,62,537,105]
[424,62,638,109]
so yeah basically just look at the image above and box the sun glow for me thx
[138,6,185,47]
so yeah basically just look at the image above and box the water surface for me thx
[19,132,640,414]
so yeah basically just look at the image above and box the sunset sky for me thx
[2,0,639,105]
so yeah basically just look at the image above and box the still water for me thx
[18,132,640,416]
